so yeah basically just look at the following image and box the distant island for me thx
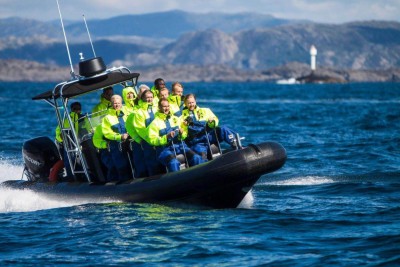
[1,11,400,83]
[1,59,399,83]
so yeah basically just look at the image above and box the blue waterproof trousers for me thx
[142,141,165,176]
[188,126,237,156]
[109,141,133,181]
[100,148,119,181]
[156,142,206,172]
[131,141,148,178]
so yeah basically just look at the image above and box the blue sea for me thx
[0,81,399,266]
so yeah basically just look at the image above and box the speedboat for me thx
[1,4,286,208]
[1,57,286,208]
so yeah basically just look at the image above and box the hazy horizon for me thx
[0,0,399,24]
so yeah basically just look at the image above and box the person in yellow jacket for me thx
[150,78,166,104]
[92,124,118,181]
[91,86,113,128]
[182,94,238,159]
[168,81,184,116]
[158,87,180,117]
[125,89,149,178]
[101,94,132,181]
[55,102,85,178]
[125,108,146,178]
[122,86,137,115]
[55,102,83,143]
[146,99,206,172]
[130,89,164,176]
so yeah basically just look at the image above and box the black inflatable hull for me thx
[2,142,286,208]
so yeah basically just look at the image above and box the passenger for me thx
[146,99,205,172]
[101,94,133,181]
[125,112,146,178]
[151,78,166,103]
[159,87,180,116]
[132,90,164,176]
[92,124,118,182]
[91,86,114,128]
[134,84,150,106]
[55,102,83,144]
[182,94,238,159]
[158,87,169,100]
[55,102,85,179]
[125,88,145,179]
[124,85,153,178]
[168,82,185,116]
[122,86,137,115]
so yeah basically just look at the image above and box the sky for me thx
[0,0,399,24]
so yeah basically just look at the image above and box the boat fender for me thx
[48,159,64,182]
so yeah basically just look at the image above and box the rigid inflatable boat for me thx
[1,57,286,208]
[1,3,286,207]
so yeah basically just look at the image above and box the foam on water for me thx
[205,98,400,105]
[263,176,336,186]
[0,161,109,213]
[238,190,254,208]
[0,161,23,182]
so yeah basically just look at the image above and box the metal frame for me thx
[42,66,138,182]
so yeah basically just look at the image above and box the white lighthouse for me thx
[310,45,317,71]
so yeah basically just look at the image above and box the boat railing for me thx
[171,139,189,171]
[205,128,222,159]
[118,141,136,178]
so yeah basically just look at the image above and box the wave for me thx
[0,187,99,213]
[262,176,336,186]
[204,98,400,105]
[0,161,23,182]
[0,161,112,213]
[261,172,400,187]
[238,190,254,208]
[0,159,255,212]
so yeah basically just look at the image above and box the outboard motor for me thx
[22,137,61,182]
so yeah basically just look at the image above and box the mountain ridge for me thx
[0,11,400,82]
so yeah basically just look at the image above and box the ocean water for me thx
[0,81,399,266]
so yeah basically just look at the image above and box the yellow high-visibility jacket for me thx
[146,112,188,146]
[181,106,219,128]
[101,109,128,142]
[92,124,108,149]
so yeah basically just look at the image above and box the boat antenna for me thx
[82,14,96,58]
[56,0,75,79]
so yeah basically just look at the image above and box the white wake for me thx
[263,176,336,186]
[0,160,256,212]
[238,190,254,209]
[0,161,99,213]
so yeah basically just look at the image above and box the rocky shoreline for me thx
[1,59,399,83]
